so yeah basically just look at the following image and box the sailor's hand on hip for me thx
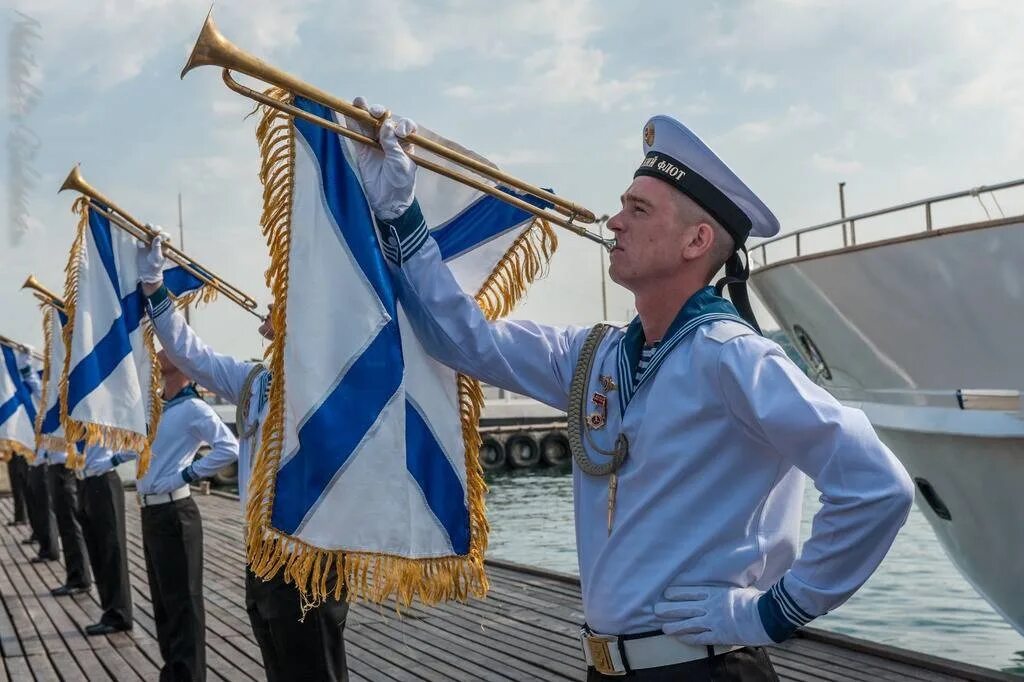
[655,585,773,647]
[348,96,417,220]
[137,225,171,286]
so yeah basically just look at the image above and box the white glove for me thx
[14,349,34,373]
[136,225,171,285]
[654,586,775,647]
[346,96,418,220]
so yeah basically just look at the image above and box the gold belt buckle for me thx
[585,633,623,676]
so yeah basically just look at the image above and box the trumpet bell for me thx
[181,10,610,247]
[181,10,232,80]
[59,164,89,195]
[22,275,67,311]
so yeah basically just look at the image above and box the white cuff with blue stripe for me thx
[377,200,429,266]
[145,284,173,320]
[757,577,816,642]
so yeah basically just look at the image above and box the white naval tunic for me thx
[145,288,269,510]
[136,387,239,495]
[379,201,915,640]
[81,444,134,478]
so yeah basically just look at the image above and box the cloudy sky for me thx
[2,0,1022,359]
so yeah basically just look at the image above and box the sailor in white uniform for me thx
[348,103,916,680]
[136,349,239,681]
[12,351,60,563]
[134,238,351,682]
[77,443,135,635]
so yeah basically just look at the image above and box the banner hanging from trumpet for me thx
[34,303,69,453]
[0,344,38,461]
[59,197,214,473]
[246,90,557,606]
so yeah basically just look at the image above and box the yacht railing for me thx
[751,177,1024,269]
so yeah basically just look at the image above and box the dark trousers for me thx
[245,568,349,682]
[7,456,29,523]
[49,463,91,587]
[27,465,59,559]
[76,471,132,628]
[587,646,779,681]
[142,497,206,682]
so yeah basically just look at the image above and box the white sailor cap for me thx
[634,115,780,243]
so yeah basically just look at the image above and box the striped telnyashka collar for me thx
[615,286,755,414]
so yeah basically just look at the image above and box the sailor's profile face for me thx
[606,176,688,290]
[156,349,178,377]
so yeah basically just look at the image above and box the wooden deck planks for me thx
[0,491,1017,682]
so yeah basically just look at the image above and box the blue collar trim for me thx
[163,383,200,409]
[616,286,754,413]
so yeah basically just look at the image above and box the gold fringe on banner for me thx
[32,306,64,458]
[59,198,90,471]
[0,441,34,462]
[245,88,558,608]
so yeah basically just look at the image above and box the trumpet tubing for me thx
[183,11,614,249]
[22,275,66,311]
[0,334,43,361]
[58,165,263,317]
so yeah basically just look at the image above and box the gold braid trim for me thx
[32,306,64,457]
[59,199,88,471]
[474,217,557,319]
[135,322,161,478]
[0,441,34,462]
[171,283,219,310]
[58,198,153,471]
[244,89,495,608]
[245,85,296,587]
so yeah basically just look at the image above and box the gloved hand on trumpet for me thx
[345,97,418,220]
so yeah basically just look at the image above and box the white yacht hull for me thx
[750,216,1024,635]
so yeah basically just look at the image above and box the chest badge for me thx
[599,375,617,392]
[588,392,608,430]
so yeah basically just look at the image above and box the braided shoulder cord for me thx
[236,363,267,441]
[568,324,628,477]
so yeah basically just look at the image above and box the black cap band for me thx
[634,151,752,246]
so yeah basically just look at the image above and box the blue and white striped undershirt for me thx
[635,342,661,388]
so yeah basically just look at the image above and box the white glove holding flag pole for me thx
[654,586,775,647]
[14,349,34,373]
[136,225,171,285]
[347,96,418,220]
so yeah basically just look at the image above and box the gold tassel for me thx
[59,199,88,471]
[33,307,70,457]
[135,322,161,478]
[474,217,557,320]
[0,441,35,462]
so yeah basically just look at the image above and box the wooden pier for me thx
[0,491,1017,681]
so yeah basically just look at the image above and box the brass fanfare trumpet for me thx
[181,11,615,251]
[59,165,263,319]
[22,275,66,312]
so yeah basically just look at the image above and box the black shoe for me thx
[30,554,58,563]
[84,622,132,636]
[51,584,90,597]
